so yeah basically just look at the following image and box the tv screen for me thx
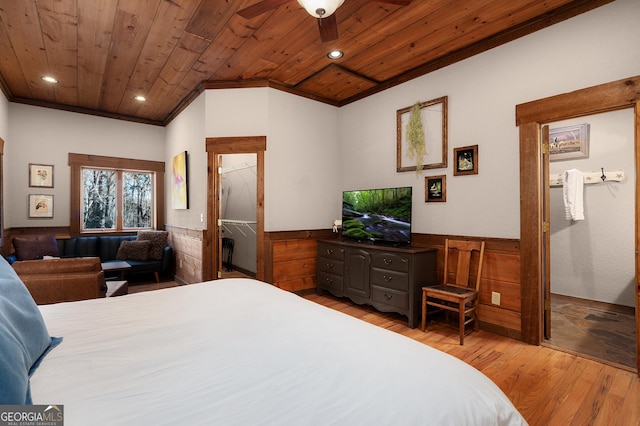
[342,186,412,246]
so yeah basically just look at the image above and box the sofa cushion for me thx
[13,234,60,261]
[0,256,60,404]
[99,236,136,261]
[137,230,168,260]
[116,240,151,261]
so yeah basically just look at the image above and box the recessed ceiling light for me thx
[134,95,147,102]
[327,50,344,60]
[41,76,58,83]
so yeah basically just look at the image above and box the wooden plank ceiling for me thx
[0,0,612,126]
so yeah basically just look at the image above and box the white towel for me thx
[563,169,584,221]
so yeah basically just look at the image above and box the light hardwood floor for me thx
[304,293,640,426]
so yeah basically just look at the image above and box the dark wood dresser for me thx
[317,239,437,328]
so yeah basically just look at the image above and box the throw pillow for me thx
[0,256,61,404]
[116,240,151,261]
[13,234,60,261]
[137,230,168,261]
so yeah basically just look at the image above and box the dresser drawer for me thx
[318,272,343,292]
[371,252,409,272]
[371,268,409,291]
[319,258,343,275]
[318,243,345,261]
[371,286,409,310]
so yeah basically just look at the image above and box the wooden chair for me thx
[421,239,485,345]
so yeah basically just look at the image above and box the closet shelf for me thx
[220,219,257,236]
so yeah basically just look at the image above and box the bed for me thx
[1,256,527,425]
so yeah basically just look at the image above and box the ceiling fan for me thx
[237,0,411,43]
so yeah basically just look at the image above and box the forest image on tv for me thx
[342,187,412,244]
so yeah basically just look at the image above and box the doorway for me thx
[516,75,640,374]
[204,136,266,282]
[219,153,257,279]
[542,111,636,369]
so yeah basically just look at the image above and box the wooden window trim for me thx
[69,153,165,236]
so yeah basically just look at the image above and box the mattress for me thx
[32,278,527,425]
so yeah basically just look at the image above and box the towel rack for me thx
[549,170,625,187]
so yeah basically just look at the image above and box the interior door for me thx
[217,154,224,278]
[542,125,551,339]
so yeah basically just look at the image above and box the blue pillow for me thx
[0,255,61,404]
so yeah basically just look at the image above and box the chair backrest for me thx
[443,239,485,291]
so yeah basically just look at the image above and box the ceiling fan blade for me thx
[318,14,339,42]
[237,0,292,19]
[372,0,411,5]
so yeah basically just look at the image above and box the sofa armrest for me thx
[161,245,173,272]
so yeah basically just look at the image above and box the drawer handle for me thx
[383,275,393,282]
[325,277,333,283]
[384,258,392,265]
[384,293,393,301]
[325,263,333,269]
[326,249,334,255]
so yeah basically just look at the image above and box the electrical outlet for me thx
[179,259,183,268]
[491,291,501,306]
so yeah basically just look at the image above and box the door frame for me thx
[204,136,266,282]
[516,75,640,371]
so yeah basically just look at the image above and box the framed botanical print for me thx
[29,194,54,218]
[29,163,54,188]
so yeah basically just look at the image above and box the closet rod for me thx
[220,163,257,175]
[549,170,625,187]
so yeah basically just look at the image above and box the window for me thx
[70,154,165,235]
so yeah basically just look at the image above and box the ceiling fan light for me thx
[297,0,345,18]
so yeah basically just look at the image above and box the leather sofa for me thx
[8,233,172,283]
[12,257,106,305]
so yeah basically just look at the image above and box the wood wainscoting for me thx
[165,225,204,285]
[412,235,522,340]
[265,230,336,292]
[263,231,522,340]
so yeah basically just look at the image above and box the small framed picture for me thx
[425,175,446,202]
[29,194,54,218]
[549,123,589,161]
[453,145,478,176]
[29,163,54,188]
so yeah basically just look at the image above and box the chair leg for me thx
[459,300,465,345]
[421,289,427,331]
[154,271,160,283]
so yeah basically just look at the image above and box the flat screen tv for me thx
[342,186,412,246]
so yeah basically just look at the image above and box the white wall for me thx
[6,104,165,228]
[203,87,341,232]
[549,110,635,306]
[339,0,640,239]
[0,91,8,141]
[165,93,207,230]
[266,89,340,231]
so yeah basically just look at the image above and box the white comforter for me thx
[33,278,527,425]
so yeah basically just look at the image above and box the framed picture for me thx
[453,145,478,176]
[425,175,446,202]
[549,123,590,161]
[29,194,54,218]
[29,163,54,188]
[397,96,448,172]
[171,151,189,209]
